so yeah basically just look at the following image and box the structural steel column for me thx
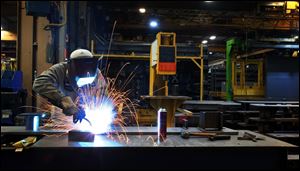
[226,39,234,101]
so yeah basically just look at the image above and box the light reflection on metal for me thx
[77,135,122,147]
[33,116,39,132]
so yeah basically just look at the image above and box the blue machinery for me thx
[1,70,23,91]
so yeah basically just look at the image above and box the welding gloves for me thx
[61,96,86,124]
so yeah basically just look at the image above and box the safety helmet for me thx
[67,49,99,87]
[70,49,93,59]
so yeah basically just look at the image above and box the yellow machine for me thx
[232,58,264,98]
[91,32,203,126]
[149,32,177,96]
[219,38,265,100]
[91,32,204,100]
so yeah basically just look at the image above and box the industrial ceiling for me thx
[1,1,299,61]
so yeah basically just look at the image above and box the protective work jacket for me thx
[33,62,106,109]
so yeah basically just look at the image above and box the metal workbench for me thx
[237,101,299,104]
[1,126,297,170]
[237,100,299,110]
[183,100,241,111]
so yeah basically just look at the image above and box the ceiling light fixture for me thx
[149,21,158,28]
[209,35,216,40]
[202,40,208,44]
[139,8,146,13]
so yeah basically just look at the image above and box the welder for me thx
[33,49,106,124]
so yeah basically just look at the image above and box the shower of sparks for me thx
[32,63,140,144]
[79,99,116,134]
[73,63,140,140]
[20,63,168,146]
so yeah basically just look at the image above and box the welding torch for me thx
[73,107,92,127]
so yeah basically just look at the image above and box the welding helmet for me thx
[67,49,99,88]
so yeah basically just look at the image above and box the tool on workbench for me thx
[198,129,238,135]
[180,130,216,139]
[177,108,193,116]
[182,118,188,129]
[68,130,95,142]
[12,136,37,148]
[199,111,223,131]
[12,136,37,152]
[237,132,265,142]
[181,130,231,141]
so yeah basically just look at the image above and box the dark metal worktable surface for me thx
[1,126,297,170]
[2,126,295,147]
[183,100,241,106]
[1,126,235,135]
[32,129,294,148]
[182,100,242,111]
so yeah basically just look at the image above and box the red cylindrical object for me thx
[157,108,167,142]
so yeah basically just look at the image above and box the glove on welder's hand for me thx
[72,107,86,124]
[61,96,86,124]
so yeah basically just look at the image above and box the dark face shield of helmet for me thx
[68,58,99,88]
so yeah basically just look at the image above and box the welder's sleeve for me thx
[32,64,66,108]
[99,71,107,88]
[97,70,108,94]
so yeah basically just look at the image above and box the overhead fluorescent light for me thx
[209,35,216,40]
[150,21,158,28]
[202,40,208,44]
[139,8,146,13]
